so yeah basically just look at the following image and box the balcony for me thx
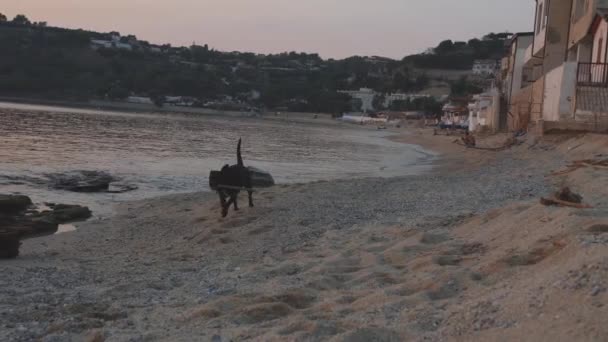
[598,0,608,17]
[577,63,608,86]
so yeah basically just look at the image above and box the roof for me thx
[508,32,535,46]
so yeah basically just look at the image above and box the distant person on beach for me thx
[462,131,476,147]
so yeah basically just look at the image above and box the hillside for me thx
[0,13,510,113]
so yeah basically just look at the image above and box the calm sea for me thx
[0,102,435,216]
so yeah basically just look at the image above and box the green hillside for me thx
[0,13,510,113]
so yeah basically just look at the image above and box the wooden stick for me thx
[540,197,593,209]
[582,162,608,170]
[548,166,582,176]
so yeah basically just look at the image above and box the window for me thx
[537,2,544,32]
[543,0,550,28]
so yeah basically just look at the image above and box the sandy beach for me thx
[1,128,607,341]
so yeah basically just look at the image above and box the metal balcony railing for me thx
[577,63,608,87]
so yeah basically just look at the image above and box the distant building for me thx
[442,98,470,125]
[472,60,499,76]
[502,33,534,110]
[90,33,133,51]
[468,91,500,132]
[165,96,196,107]
[90,39,113,49]
[90,39,132,51]
[126,96,153,105]
[338,88,376,112]
[383,93,436,107]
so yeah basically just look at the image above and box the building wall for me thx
[508,84,534,131]
[592,18,608,63]
[510,36,534,102]
[532,77,545,123]
[544,0,573,73]
[569,0,597,50]
[534,0,548,57]
[560,62,578,118]
[543,62,578,121]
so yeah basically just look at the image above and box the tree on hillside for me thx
[435,40,454,54]
[0,13,7,22]
[12,14,31,25]
[450,76,483,97]
[467,38,482,50]
[453,41,467,49]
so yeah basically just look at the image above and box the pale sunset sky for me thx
[3,0,536,58]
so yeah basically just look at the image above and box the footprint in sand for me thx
[221,216,259,229]
[420,233,451,245]
[248,225,273,236]
[218,237,235,244]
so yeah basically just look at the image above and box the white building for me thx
[126,96,153,104]
[383,93,435,107]
[90,39,113,49]
[338,88,377,112]
[90,33,133,51]
[468,90,500,132]
[472,60,499,76]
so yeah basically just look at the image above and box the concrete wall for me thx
[544,0,573,73]
[532,77,545,123]
[489,89,501,132]
[543,66,564,121]
[543,62,578,121]
[592,18,608,63]
[561,62,578,118]
[569,0,597,50]
[508,84,534,131]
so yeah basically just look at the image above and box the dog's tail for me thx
[237,138,244,167]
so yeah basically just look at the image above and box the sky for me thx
[3,0,536,59]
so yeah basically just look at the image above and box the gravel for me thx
[0,146,558,341]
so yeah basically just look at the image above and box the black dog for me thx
[209,139,253,217]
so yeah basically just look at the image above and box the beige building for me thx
[501,33,534,131]
[506,0,608,133]
[565,0,608,131]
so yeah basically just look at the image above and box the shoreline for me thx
[0,97,342,127]
[2,128,608,341]
[0,102,438,221]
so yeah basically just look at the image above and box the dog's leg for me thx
[248,190,254,207]
[218,191,228,217]
[232,193,239,211]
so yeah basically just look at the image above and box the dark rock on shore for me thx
[44,204,92,223]
[47,170,114,192]
[0,194,93,259]
[2,171,138,194]
[0,194,33,214]
[0,230,21,258]
[8,218,59,240]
